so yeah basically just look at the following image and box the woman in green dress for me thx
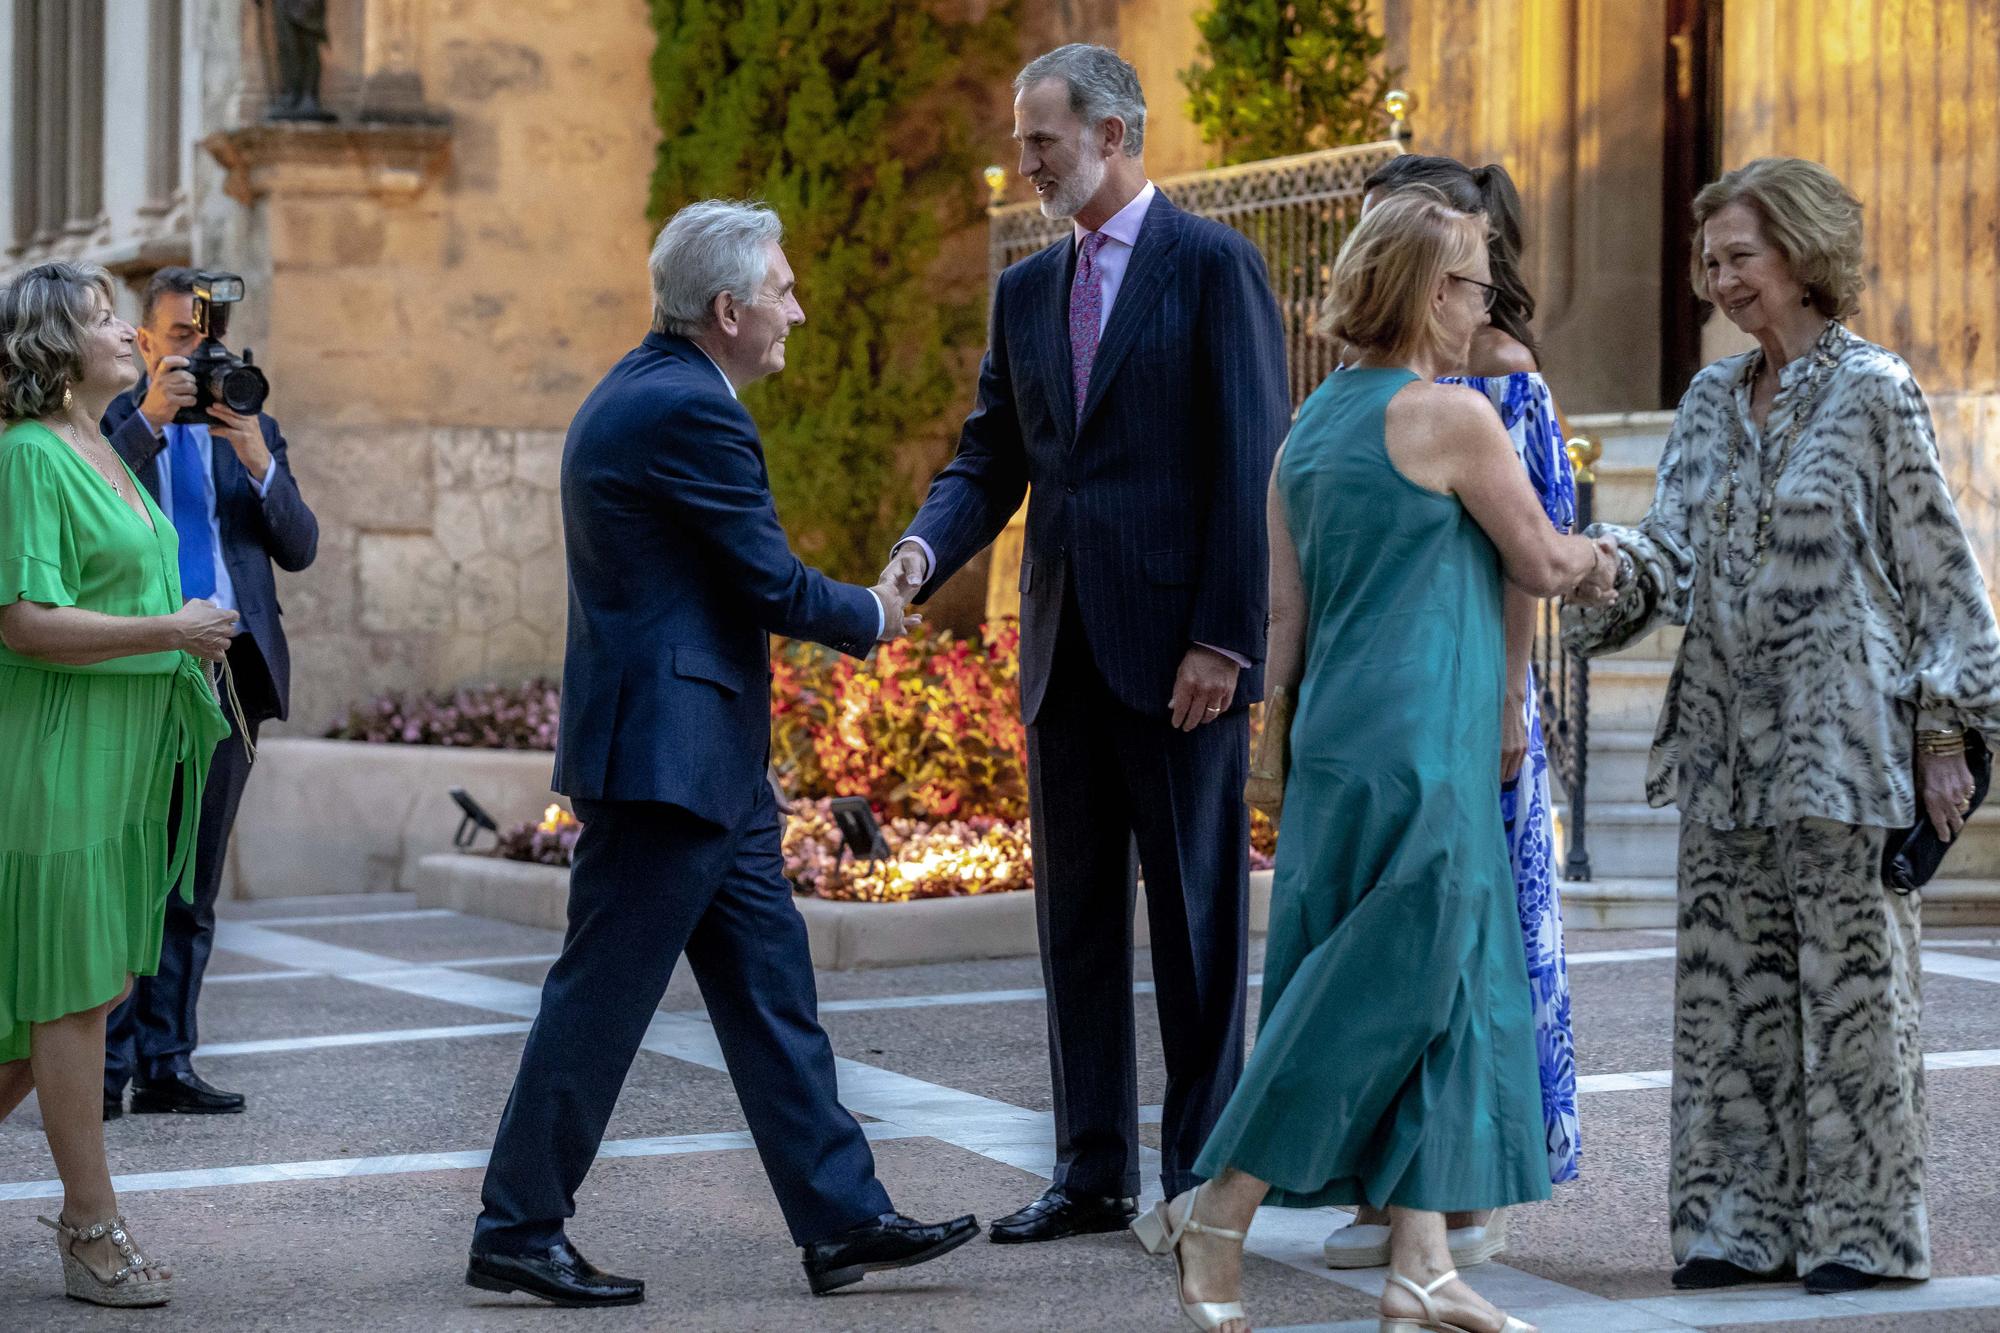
[0,262,234,1307]
[1131,193,1615,1333]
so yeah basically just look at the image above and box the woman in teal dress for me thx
[0,262,234,1307]
[1130,194,1614,1332]
[1324,156,1584,1277]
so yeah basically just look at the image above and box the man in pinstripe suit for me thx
[885,44,1290,1242]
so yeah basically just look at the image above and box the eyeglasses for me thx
[1450,273,1501,310]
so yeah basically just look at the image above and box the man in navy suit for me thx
[468,202,977,1307]
[101,266,319,1119]
[886,45,1291,1242]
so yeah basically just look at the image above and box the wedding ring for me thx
[1205,705,1221,714]
[1958,795,1973,813]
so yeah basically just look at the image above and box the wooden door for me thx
[1661,0,1722,404]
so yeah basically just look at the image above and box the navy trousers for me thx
[472,777,890,1255]
[106,635,264,1091]
[1028,585,1250,1199]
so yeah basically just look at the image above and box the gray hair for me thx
[1014,44,1147,158]
[650,200,783,338]
[0,261,114,420]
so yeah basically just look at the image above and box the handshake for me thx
[868,543,930,644]
[1570,536,1623,608]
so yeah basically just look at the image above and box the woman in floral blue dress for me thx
[1321,156,1581,1272]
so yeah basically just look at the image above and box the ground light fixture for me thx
[829,796,892,863]
[449,786,499,850]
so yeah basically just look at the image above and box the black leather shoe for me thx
[988,1187,1137,1244]
[1671,1258,1788,1289]
[130,1069,245,1115]
[1804,1262,1882,1295]
[801,1211,979,1295]
[466,1242,644,1307]
[102,1091,123,1122]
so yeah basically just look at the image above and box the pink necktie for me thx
[1070,231,1110,420]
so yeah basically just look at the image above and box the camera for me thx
[175,271,271,426]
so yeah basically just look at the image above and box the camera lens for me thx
[216,363,270,415]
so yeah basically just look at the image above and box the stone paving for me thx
[4,895,2000,1331]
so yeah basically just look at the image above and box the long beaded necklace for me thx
[1710,322,1844,585]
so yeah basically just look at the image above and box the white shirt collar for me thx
[690,341,737,399]
[1074,180,1156,250]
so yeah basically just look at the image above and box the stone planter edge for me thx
[415,853,1281,970]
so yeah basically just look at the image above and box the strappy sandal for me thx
[37,1213,173,1307]
[1131,1184,1249,1331]
[1379,1267,1530,1332]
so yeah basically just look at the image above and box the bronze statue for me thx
[257,0,335,122]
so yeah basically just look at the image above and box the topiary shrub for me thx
[647,0,1016,581]
[1181,0,1400,165]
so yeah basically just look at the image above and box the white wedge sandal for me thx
[1130,1184,1249,1331]
[37,1214,172,1308]
[1378,1268,1532,1332]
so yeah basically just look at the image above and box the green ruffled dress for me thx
[0,420,227,1064]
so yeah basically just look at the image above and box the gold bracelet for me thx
[1918,727,1967,756]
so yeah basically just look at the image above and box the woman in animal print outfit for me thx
[1566,157,2000,1297]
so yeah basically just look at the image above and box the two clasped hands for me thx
[873,545,1249,733]
[1576,536,1622,607]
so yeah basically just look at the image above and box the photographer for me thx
[100,267,318,1119]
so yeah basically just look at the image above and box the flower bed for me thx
[332,623,1276,902]
[324,678,560,750]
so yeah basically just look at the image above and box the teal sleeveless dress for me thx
[1194,368,1550,1212]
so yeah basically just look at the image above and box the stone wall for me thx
[233,1,656,733]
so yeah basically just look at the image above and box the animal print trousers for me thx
[1670,816,1929,1278]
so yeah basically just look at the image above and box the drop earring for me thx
[61,385,72,410]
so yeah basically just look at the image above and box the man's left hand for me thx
[1169,645,1240,732]
[208,406,272,484]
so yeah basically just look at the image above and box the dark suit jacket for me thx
[104,383,319,723]
[551,332,881,831]
[903,192,1291,723]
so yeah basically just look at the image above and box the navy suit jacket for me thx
[903,192,1291,723]
[103,384,319,722]
[551,332,881,830]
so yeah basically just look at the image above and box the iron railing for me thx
[1535,438,1601,881]
[984,137,1406,410]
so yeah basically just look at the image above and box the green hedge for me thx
[1182,0,1399,165]
[648,0,1015,581]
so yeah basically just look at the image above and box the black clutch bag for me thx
[1883,729,1991,893]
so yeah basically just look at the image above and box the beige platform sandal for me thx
[1131,1184,1249,1331]
[1378,1268,1531,1332]
[37,1213,172,1307]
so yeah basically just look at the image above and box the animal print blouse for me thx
[1564,321,2000,831]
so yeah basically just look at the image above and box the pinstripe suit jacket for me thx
[904,191,1290,723]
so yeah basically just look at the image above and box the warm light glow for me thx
[537,803,578,834]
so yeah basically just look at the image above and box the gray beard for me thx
[1039,151,1106,221]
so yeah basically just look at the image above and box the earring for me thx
[1800,293,1812,307]
[61,384,72,410]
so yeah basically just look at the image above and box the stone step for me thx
[1572,416,1671,529]
[1589,465,1663,528]
[1604,626,1682,663]
[1574,658,1674,731]
[1558,877,1675,930]
[1574,727,1655,802]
